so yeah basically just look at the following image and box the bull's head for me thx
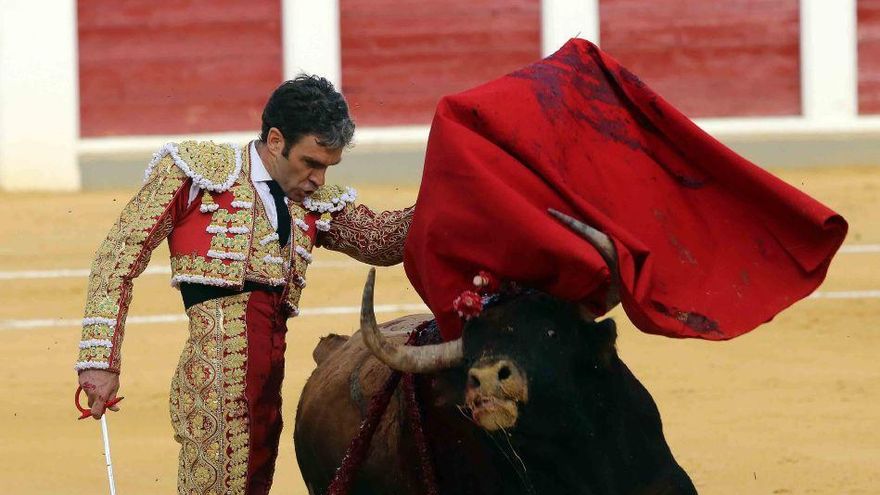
[458,291,619,431]
[360,210,620,432]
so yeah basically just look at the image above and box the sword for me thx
[76,386,123,495]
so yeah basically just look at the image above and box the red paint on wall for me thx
[600,0,801,118]
[340,0,541,126]
[859,0,880,114]
[78,0,282,137]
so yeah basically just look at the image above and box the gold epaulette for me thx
[143,140,243,193]
[302,184,358,232]
[303,184,357,214]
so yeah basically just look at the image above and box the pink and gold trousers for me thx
[169,290,288,495]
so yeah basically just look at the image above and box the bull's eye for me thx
[498,366,511,381]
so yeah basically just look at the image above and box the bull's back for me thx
[294,314,432,495]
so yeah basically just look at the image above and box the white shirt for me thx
[186,141,284,229]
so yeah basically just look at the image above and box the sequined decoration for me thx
[246,196,286,285]
[78,156,188,372]
[169,293,250,495]
[176,140,241,191]
[284,203,313,314]
[170,148,252,289]
[318,204,415,266]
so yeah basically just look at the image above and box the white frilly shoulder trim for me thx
[143,142,243,193]
[303,186,357,214]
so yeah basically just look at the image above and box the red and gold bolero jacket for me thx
[77,140,413,373]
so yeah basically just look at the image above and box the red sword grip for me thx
[75,386,125,420]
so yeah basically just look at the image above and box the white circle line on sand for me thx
[2,245,879,281]
[839,244,880,253]
[2,290,879,331]
[0,303,430,331]
[0,260,362,280]
[807,290,880,299]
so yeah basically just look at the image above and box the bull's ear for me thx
[591,318,618,368]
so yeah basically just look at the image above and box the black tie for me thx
[267,180,291,248]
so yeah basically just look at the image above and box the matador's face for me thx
[267,130,342,203]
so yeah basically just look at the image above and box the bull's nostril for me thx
[498,366,511,381]
[468,374,481,388]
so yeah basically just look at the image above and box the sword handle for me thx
[75,386,124,420]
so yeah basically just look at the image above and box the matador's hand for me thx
[78,369,121,419]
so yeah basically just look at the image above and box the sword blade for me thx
[100,415,117,495]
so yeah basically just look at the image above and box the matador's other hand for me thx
[78,369,121,420]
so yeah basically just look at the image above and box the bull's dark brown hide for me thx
[295,293,697,495]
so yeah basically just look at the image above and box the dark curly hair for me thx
[260,75,355,156]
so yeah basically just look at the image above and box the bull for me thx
[295,211,697,494]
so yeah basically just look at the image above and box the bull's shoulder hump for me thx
[313,333,350,365]
[381,314,434,334]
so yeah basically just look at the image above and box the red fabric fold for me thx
[404,39,847,341]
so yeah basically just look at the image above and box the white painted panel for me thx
[541,0,600,56]
[282,0,341,87]
[0,0,80,190]
[800,0,858,120]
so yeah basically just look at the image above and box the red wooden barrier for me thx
[340,0,541,126]
[600,0,802,118]
[78,0,282,137]
[859,0,880,114]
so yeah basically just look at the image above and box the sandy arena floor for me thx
[1,168,878,494]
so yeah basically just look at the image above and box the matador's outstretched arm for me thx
[316,202,415,266]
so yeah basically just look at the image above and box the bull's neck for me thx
[506,361,681,494]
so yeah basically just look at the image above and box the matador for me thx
[75,76,413,494]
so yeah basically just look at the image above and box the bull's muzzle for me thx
[466,358,528,431]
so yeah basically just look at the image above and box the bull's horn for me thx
[547,209,621,315]
[361,268,464,373]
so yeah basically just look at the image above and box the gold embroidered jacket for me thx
[77,141,414,373]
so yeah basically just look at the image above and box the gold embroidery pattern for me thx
[79,156,188,372]
[171,254,246,287]
[200,191,218,212]
[304,184,356,212]
[318,204,415,267]
[245,198,286,285]
[285,205,312,313]
[228,158,254,205]
[207,210,251,257]
[170,293,250,495]
[176,140,240,190]
[172,151,254,288]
